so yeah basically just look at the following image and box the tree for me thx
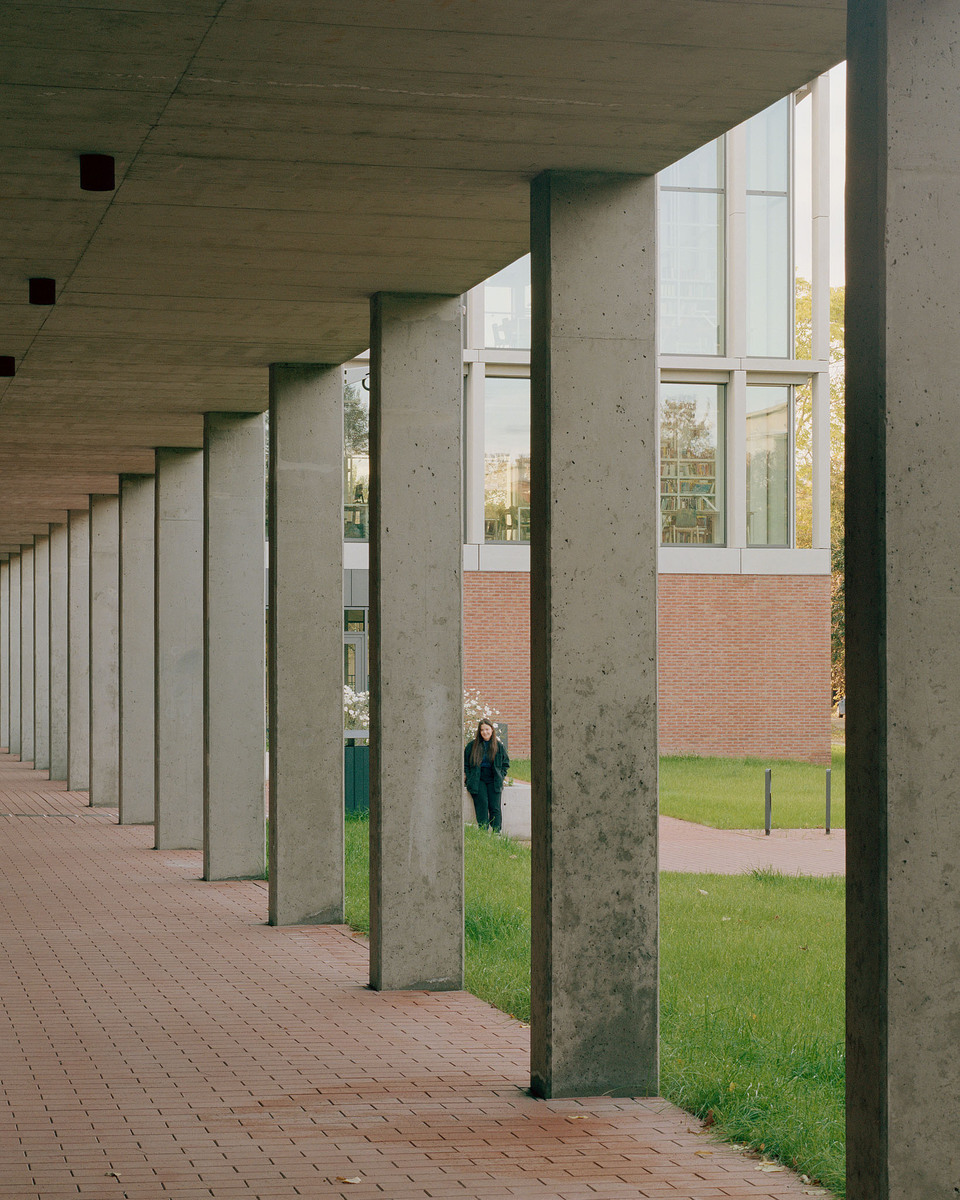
[795,279,845,701]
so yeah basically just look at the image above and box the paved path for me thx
[495,784,844,876]
[0,752,832,1200]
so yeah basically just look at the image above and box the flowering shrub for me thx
[343,686,501,741]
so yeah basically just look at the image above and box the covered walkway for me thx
[0,753,821,1200]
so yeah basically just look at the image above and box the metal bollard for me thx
[825,767,831,834]
[764,768,772,835]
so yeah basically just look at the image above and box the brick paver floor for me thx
[0,753,831,1199]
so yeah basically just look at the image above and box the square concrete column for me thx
[89,495,120,807]
[846,2,960,1194]
[1,560,8,750]
[267,365,344,926]
[529,172,659,1098]
[67,510,90,791]
[8,555,20,757]
[155,449,204,851]
[119,476,155,824]
[204,412,266,881]
[368,294,464,991]
[34,533,50,772]
[20,544,35,764]
[48,523,68,781]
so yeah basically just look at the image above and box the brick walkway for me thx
[0,754,829,1199]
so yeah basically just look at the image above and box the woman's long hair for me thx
[469,720,499,767]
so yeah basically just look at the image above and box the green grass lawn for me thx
[343,815,845,1196]
[508,749,843,829]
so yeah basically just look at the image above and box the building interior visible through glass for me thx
[483,376,531,542]
[343,368,369,540]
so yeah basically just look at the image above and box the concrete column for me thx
[118,476,155,824]
[8,555,20,757]
[155,449,203,850]
[846,2,960,1195]
[67,510,90,791]
[204,412,266,881]
[267,365,344,926]
[1,560,9,750]
[33,534,50,771]
[48,524,68,780]
[529,172,659,1098]
[20,544,35,763]
[89,495,120,807]
[368,294,464,991]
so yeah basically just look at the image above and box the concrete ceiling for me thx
[0,0,845,544]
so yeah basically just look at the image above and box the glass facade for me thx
[484,376,531,542]
[660,141,725,355]
[343,365,369,540]
[746,385,790,546]
[484,255,531,349]
[746,97,792,357]
[660,382,725,545]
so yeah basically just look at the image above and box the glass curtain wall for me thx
[746,97,792,357]
[746,385,790,545]
[343,365,370,540]
[660,382,725,544]
[659,141,725,355]
[483,376,531,542]
[484,256,532,349]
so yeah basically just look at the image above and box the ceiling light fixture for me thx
[79,153,116,191]
[29,277,56,305]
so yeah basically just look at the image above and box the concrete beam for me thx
[529,171,659,1098]
[67,511,90,792]
[8,556,20,757]
[368,293,464,992]
[89,495,120,807]
[203,412,266,881]
[267,365,344,926]
[20,544,35,764]
[48,524,68,781]
[34,533,50,772]
[846,1,960,1194]
[118,476,155,824]
[155,449,203,850]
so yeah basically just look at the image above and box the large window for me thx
[343,366,369,540]
[746,385,790,546]
[484,375,530,542]
[746,98,792,357]
[660,382,725,545]
[484,256,531,349]
[659,140,725,355]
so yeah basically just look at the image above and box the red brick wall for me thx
[464,572,531,756]
[657,574,832,765]
[464,570,832,765]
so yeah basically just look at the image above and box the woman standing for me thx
[463,719,510,832]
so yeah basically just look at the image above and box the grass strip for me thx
[344,815,844,1196]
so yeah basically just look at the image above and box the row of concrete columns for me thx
[0,179,659,1105]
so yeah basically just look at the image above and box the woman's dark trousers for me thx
[471,780,502,832]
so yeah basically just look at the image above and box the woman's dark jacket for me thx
[463,741,510,795]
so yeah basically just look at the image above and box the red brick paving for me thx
[0,752,831,1199]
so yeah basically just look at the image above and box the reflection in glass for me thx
[660,382,725,545]
[745,96,790,192]
[745,97,792,357]
[484,255,531,349]
[659,138,725,355]
[746,386,790,546]
[484,376,531,542]
[343,366,369,540]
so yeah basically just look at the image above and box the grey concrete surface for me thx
[204,413,266,881]
[0,561,8,750]
[119,476,155,825]
[529,172,659,1099]
[89,495,120,808]
[369,293,464,992]
[846,2,960,1194]
[267,365,344,926]
[155,450,204,851]
[8,556,19,758]
[33,534,50,772]
[19,545,35,764]
[67,511,90,792]
[48,525,68,782]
